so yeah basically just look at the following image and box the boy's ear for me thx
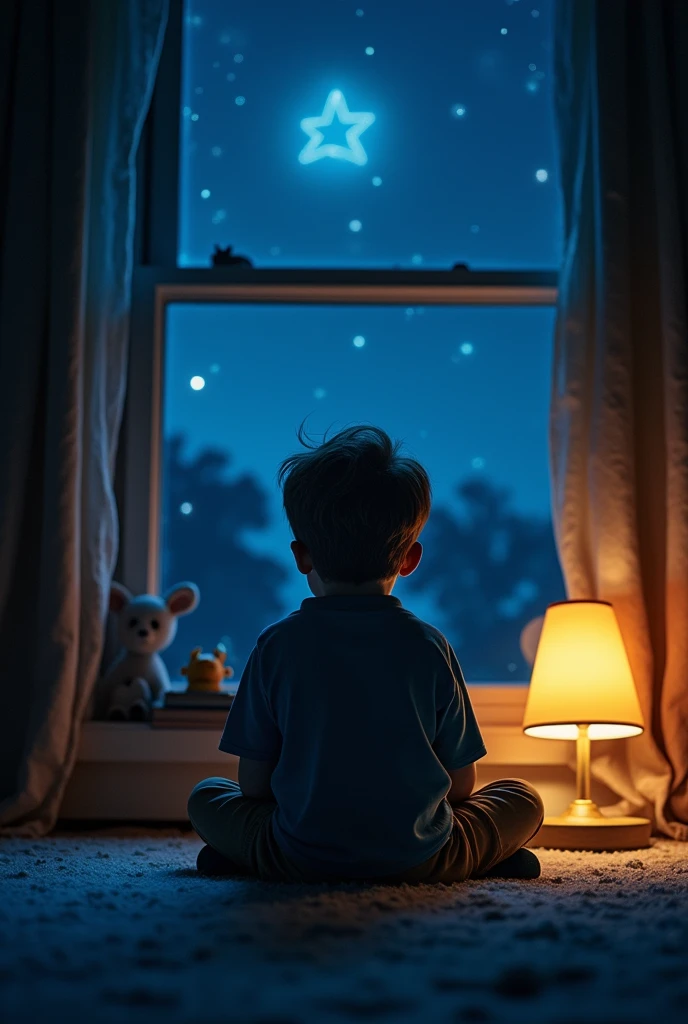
[398,541,423,578]
[290,540,313,576]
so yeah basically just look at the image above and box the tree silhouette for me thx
[405,476,565,681]
[161,436,288,681]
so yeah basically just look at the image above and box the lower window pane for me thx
[161,302,565,684]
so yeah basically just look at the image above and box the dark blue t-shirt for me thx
[219,595,486,878]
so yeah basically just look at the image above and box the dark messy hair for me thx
[277,424,431,585]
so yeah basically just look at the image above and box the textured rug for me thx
[1,830,687,1024]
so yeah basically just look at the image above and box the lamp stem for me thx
[560,724,603,820]
[576,724,591,801]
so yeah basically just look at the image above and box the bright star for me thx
[298,90,375,166]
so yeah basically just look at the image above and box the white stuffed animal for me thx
[98,581,200,720]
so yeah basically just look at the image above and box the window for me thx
[160,300,564,683]
[179,0,561,269]
[125,0,563,689]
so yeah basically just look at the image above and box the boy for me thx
[188,425,543,883]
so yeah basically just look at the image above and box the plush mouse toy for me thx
[98,581,200,720]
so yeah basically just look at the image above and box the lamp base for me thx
[528,814,652,852]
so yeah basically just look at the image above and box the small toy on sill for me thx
[97,581,200,721]
[181,644,234,693]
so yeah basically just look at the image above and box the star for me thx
[298,90,375,166]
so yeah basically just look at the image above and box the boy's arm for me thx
[433,640,487,795]
[219,646,282,776]
[238,757,276,801]
[446,762,477,805]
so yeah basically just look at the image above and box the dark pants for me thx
[187,777,544,884]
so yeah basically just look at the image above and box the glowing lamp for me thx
[523,600,651,850]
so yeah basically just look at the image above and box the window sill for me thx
[73,685,567,767]
[60,685,572,820]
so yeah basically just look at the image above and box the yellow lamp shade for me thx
[522,600,644,740]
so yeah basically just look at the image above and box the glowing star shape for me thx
[298,90,375,166]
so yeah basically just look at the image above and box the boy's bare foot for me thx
[481,848,541,880]
[196,844,243,876]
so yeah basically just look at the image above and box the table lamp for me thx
[523,600,651,851]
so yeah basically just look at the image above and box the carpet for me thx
[1,830,687,1024]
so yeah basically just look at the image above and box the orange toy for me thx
[181,644,234,692]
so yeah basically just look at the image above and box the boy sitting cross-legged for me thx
[188,425,544,883]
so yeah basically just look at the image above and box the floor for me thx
[1,830,687,1024]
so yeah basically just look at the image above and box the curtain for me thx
[552,0,688,837]
[0,0,168,835]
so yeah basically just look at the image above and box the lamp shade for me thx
[522,600,644,740]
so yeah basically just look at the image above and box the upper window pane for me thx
[179,0,561,269]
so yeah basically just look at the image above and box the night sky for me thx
[162,0,565,683]
[179,0,561,269]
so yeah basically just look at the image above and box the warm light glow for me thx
[522,601,644,740]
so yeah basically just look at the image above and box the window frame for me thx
[123,0,560,690]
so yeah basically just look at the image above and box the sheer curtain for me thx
[0,0,168,834]
[551,0,688,837]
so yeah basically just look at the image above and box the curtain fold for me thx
[0,0,168,835]
[552,0,688,837]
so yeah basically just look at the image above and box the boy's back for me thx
[220,594,486,878]
[189,425,543,884]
